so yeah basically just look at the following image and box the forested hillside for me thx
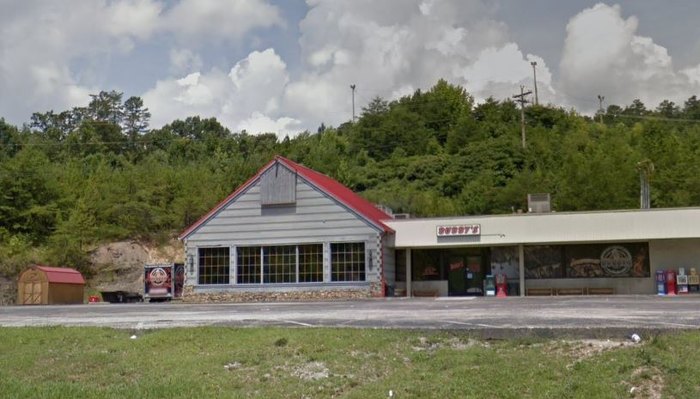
[2,80,700,277]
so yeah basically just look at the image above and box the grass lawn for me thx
[1,327,699,398]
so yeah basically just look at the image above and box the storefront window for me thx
[237,246,261,284]
[236,244,326,284]
[299,244,323,282]
[263,246,296,283]
[525,243,650,279]
[198,247,230,285]
[524,246,564,279]
[490,246,520,279]
[331,242,366,282]
[412,249,442,281]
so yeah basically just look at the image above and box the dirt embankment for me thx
[1,240,183,305]
[0,275,16,305]
[90,240,184,295]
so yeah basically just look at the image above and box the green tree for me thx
[0,148,58,241]
[122,96,151,142]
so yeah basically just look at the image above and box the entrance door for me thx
[447,256,466,294]
[23,281,42,305]
[447,251,485,296]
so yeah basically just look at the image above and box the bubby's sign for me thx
[437,224,481,237]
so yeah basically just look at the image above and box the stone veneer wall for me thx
[182,285,373,303]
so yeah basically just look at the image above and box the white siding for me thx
[185,172,385,286]
[387,208,700,248]
[187,177,380,246]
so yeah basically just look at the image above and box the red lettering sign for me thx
[436,224,482,237]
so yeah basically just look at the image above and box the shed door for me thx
[23,281,42,305]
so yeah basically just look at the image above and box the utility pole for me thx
[530,61,539,105]
[513,85,532,149]
[350,84,356,122]
[597,95,605,123]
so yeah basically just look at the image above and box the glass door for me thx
[446,249,486,295]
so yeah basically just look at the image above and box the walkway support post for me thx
[518,244,525,297]
[406,249,412,298]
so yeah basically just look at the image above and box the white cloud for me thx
[276,0,554,130]
[9,0,699,136]
[559,3,700,111]
[106,0,163,39]
[142,0,558,134]
[0,0,283,124]
[169,48,203,75]
[163,0,283,41]
[143,48,299,137]
[682,65,700,86]
[237,113,301,136]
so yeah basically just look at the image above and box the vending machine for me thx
[677,268,689,294]
[655,270,666,295]
[665,270,677,296]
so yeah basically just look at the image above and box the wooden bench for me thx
[412,290,439,297]
[526,287,614,296]
[586,287,614,295]
[556,288,585,296]
[526,288,554,296]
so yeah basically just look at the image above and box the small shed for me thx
[17,265,86,305]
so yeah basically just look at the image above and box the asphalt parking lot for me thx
[2,296,700,338]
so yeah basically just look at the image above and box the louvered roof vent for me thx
[527,193,551,213]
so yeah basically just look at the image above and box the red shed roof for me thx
[35,266,85,285]
[179,155,393,240]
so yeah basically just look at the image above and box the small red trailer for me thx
[144,263,185,302]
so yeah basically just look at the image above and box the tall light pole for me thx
[350,84,356,122]
[530,61,539,105]
[597,95,605,123]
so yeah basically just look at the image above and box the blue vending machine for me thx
[656,270,666,295]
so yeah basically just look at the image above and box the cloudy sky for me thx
[2,0,700,136]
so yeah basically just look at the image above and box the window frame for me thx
[197,247,230,285]
[330,242,367,282]
[234,243,325,285]
[236,246,262,284]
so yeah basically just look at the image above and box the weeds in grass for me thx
[1,328,699,398]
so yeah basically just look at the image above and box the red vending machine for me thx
[665,270,677,296]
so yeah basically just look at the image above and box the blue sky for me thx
[1,0,699,135]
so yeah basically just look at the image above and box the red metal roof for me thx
[35,266,86,285]
[278,156,394,233]
[179,155,393,240]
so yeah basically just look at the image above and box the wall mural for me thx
[524,243,649,279]
[490,246,519,278]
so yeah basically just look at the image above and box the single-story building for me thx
[179,156,700,300]
[17,265,86,305]
[387,209,700,297]
[179,156,394,301]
